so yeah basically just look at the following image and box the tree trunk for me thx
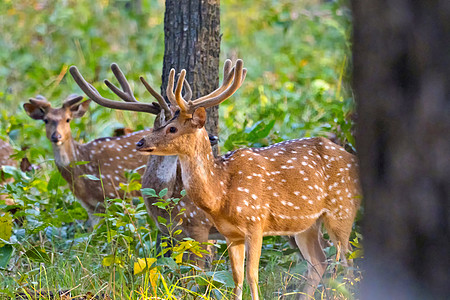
[162,0,221,155]
[352,0,450,299]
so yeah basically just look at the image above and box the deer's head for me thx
[136,59,246,156]
[24,95,91,145]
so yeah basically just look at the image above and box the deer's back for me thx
[216,137,360,237]
[59,130,150,212]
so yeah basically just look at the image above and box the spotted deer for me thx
[69,63,222,264]
[0,139,17,205]
[98,59,360,299]
[0,139,15,181]
[23,95,151,219]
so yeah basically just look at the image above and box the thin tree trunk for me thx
[352,0,450,299]
[162,0,221,155]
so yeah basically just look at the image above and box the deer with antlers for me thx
[72,59,361,299]
[23,95,152,219]
[69,64,222,264]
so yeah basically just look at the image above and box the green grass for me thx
[0,0,361,299]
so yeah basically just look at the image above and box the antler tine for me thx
[29,96,51,108]
[104,63,137,103]
[139,76,173,120]
[183,78,192,101]
[175,69,189,112]
[186,59,246,114]
[191,59,234,103]
[241,68,248,85]
[166,69,178,107]
[69,65,160,115]
[63,94,84,108]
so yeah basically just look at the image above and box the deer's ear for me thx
[70,99,91,118]
[23,103,46,120]
[191,107,206,128]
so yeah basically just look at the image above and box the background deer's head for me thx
[23,95,91,145]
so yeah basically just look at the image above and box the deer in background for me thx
[23,95,150,218]
[1,139,17,205]
[113,59,360,300]
[0,139,16,182]
[70,64,222,265]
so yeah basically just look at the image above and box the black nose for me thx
[136,138,145,149]
[209,135,219,146]
[51,133,62,143]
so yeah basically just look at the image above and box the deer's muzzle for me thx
[51,132,62,144]
[136,138,155,153]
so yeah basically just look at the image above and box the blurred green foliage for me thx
[0,0,359,298]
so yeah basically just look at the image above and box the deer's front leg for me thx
[228,239,245,300]
[245,230,263,300]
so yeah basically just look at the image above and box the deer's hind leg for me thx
[323,213,355,267]
[294,219,327,300]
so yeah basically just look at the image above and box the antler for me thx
[140,73,193,119]
[104,63,138,103]
[62,94,84,108]
[29,95,51,109]
[168,59,247,115]
[69,64,161,115]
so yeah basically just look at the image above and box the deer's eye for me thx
[66,118,71,123]
[168,127,178,134]
[43,119,48,124]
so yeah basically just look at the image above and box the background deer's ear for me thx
[70,99,91,118]
[23,103,46,120]
[191,107,206,128]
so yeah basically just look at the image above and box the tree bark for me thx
[162,0,221,155]
[352,0,450,299]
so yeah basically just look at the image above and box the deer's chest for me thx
[212,217,246,240]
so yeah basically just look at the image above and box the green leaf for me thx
[80,174,100,181]
[0,213,13,247]
[157,216,167,224]
[157,257,178,270]
[70,161,90,167]
[126,181,142,192]
[102,255,122,267]
[107,229,117,243]
[348,249,364,260]
[24,247,51,264]
[153,201,169,209]
[158,188,168,198]
[1,166,17,176]
[247,120,276,142]
[0,245,13,268]
[47,171,65,191]
[141,188,157,197]
[206,270,235,288]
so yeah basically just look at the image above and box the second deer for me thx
[88,59,361,299]
[23,95,150,219]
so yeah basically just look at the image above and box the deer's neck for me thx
[177,130,225,215]
[52,137,79,168]
[143,155,179,197]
